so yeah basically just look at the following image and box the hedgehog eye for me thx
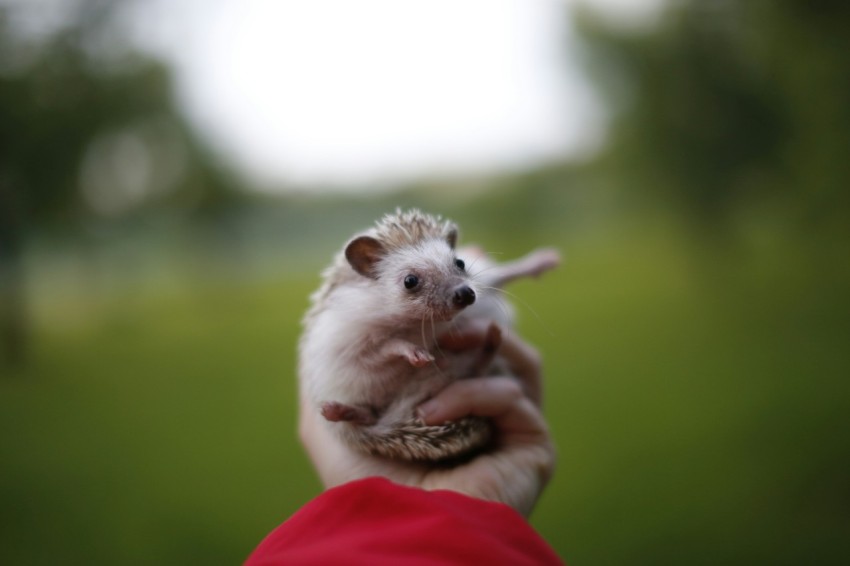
[454,258,465,271]
[404,274,420,290]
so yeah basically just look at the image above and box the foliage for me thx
[0,0,238,225]
[575,0,850,237]
[0,0,238,363]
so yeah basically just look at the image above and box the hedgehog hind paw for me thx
[320,401,378,425]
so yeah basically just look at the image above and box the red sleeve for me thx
[244,477,563,566]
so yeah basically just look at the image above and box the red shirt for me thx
[245,477,563,565]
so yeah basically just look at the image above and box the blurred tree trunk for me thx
[0,179,27,368]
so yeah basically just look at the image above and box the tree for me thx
[0,1,238,366]
[575,0,850,238]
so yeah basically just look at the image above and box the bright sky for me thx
[134,0,663,191]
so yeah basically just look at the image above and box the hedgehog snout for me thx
[452,285,476,308]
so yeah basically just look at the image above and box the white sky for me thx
[132,0,663,192]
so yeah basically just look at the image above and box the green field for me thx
[2,219,848,564]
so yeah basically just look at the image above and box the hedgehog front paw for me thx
[381,339,435,368]
[406,347,435,368]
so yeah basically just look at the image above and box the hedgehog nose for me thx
[453,285,476,308]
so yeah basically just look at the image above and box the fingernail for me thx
[417,399,440,420]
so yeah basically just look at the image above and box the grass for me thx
[1,220,848,564]
[0,278,321,564]
[527,228,850,564]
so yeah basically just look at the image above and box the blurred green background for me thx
[2,1,849,564]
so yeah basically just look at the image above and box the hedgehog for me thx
[298,208,559,461]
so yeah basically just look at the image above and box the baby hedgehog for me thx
[298,208,559,461]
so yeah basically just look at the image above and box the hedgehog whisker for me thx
[420,313,428,352]
[474,285,514,323]
[465,254,484,274]
[468,264,501,281]
[477,285,556,338]
[429,311,449,377]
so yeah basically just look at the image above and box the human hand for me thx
[297,321,555,517]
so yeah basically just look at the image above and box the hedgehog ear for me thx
[445,226,458,249]
[345,236,386,279]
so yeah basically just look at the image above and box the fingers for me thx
[415,374,556,518]
[417,376,547,439]
[497,328,543,405]
[437,319,494,352]
[437,320,543,406]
